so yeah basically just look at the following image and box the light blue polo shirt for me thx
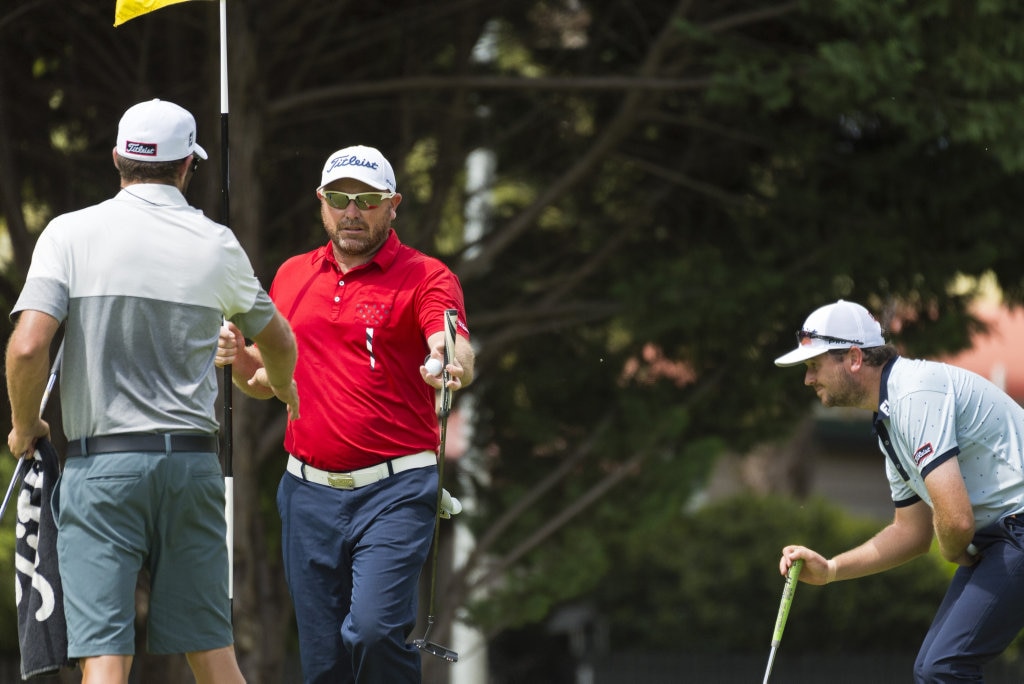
[874,357,1024,528]
[12,184,277,440]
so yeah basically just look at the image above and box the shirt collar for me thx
[873,355,900,424]
[117,183,188,207]
[373,229,401,270]
[320,229,401,273]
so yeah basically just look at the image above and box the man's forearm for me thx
[229,344,275,399]
[830,507,933,581]
[933,514,976,562]
[6,317,54,436]
[248,311,297,397]
[260,343,297,392]
[455,335,475,388]
[6,349,47,434]
[925,460,977,562]
[256,321,297,390]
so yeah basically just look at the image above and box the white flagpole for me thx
[218,0,234,608]
[113,0,236,614]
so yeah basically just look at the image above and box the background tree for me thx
[2,1,1024,682]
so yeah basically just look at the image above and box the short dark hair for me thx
[859,344,900,367]
[827,344,899,367]
[115,154,183,185]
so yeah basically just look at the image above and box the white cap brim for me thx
[775,345,830,367]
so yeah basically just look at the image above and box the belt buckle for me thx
[327,472,356,489]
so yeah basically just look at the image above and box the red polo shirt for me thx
[269,230,469,471]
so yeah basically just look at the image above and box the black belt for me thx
[67,433,219,457]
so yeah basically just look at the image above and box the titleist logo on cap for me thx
[326,154,378,172]
[125,141,158,156]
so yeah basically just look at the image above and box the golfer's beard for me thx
[326,217,388,258]
[820,367,863,408]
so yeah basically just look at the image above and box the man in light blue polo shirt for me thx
[773,299,1024,682]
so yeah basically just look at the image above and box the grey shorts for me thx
[55,450,232,657]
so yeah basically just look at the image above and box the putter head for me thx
[414,638,459,662]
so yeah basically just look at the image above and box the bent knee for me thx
[914,655,982,683]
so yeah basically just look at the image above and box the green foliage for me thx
[592,495,949,653]
[469,526,611,630]
[466,437,721,633]
[0,456,20,655]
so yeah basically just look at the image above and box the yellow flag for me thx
[114,0,202,27]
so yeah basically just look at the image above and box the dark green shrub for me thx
[596,494,950,653]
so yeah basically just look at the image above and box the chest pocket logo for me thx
[355,302,392,326]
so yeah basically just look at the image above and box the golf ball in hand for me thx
[425,358,443,376]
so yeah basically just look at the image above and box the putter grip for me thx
[771,559,803,648]
[440,309,458,414]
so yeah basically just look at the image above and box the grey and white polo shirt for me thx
[12,184,277,440]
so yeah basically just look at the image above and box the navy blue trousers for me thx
[278,465,438,684]
[914,515,1024,682]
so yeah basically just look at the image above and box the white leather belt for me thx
[287,452,436,490]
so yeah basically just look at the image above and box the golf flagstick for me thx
[0,339,65,522]
[413,308,459,662]
[112,0,236,612]
[112,0,235,611]
[763,558,803,684]
[216,0,235,607]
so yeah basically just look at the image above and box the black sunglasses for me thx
[796,330,864,346]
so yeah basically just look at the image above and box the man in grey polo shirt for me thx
[773,299,1024,682]
[6,99,299,684]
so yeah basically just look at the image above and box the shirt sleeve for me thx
[218,234,277,337]
[890,385,960,477]
[416,267,469,341]
[11,220,70,322]
[885,453,921,506]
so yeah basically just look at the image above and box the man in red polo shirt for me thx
[218,145,474,683]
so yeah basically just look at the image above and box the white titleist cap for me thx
[775,300,886,367]
[317,145,397,193]
[116,99,207,162]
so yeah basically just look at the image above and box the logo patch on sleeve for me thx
[913,442,934,465]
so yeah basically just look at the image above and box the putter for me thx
[413,308,460,663]
[0,340,65,522]
[762,558,803,684]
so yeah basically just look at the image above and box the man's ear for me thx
[389,192,402,221]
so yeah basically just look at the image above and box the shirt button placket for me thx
[331,279,344,317]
